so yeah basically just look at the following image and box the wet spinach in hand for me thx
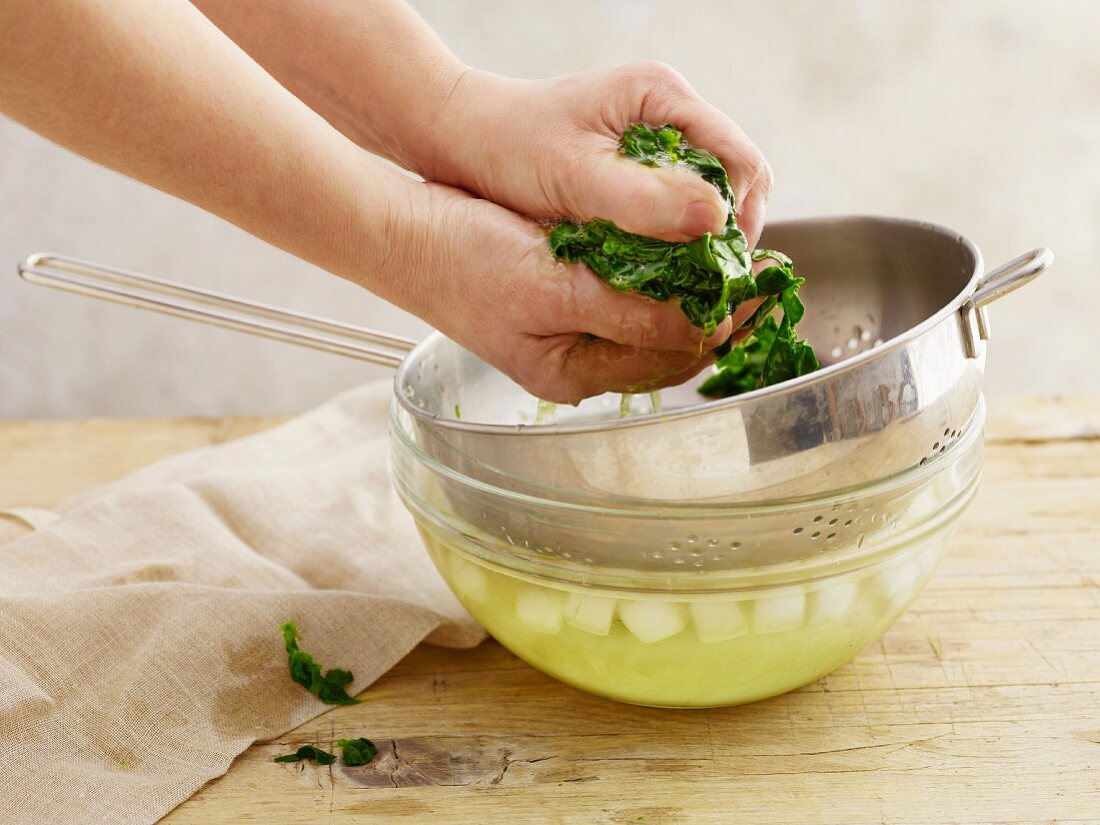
[547,123,818,398]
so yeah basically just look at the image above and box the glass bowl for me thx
[390,400,985,708]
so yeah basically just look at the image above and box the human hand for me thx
[420,61,774,249]
[409,61,772,376]
[389,182,747,404]
[0,0,765,406]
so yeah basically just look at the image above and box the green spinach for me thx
[700,249,820,397]
[549,123,752,336]
[280,621,360,706]
[547,123,818,398]
[274,745,336,765]
[337,737,378,767]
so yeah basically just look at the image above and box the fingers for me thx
[527,278,762,403]
[734,172,772,250]
[623,64,773,248]
[729,295,765,333]
[662,101,772,248]
[539,261,733,353]
[528,334,714,404]
[564,149,729,243]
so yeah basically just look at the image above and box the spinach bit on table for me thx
[280,620,361,705]
[547,123,818,399]
[273,744,336,765]
[272,739,378,768]
[337,737,379,767]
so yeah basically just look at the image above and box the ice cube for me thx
[564,592,617,636]
[514,584,566,634]
[690,600,749,643]
[619,600,687,643]
[874,559,924,607]
[752,590,806,633]
[449,554,489,603]
[809,580,859,624]
[905,490,939,524]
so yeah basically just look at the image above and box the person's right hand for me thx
[387,181,751,404]
[379,61,773,402]
[416,61,774,250]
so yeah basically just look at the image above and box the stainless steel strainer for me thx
[18,216,1050,510]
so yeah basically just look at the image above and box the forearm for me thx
[190,0,468,177]
[0,0,438,315]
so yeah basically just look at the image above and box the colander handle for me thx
[959,246,1053,358]
[972,247,1054,308]
[17,252,417,368]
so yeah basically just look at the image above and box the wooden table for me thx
[2,398,1098,824]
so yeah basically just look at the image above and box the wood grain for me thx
[1,397,1098,824]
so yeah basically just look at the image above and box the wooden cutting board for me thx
[1,397,1097,823]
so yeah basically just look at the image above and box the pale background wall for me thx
[1,0,1097,418]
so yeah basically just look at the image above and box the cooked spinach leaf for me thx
[547,123,818,399]
[337,737,378,767]
[274,745,336,765]
[699,316,780,397]
[280,621,361,706]
[549,124,752,335]
[701,250,820,397]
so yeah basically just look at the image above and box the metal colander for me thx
[391,216,1049,505]
[18,216,1050,514]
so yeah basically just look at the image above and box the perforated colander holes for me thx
[793,512,862,539]
[796,516,873,546]
[688,538,718,559]
[827,323,882,361]
[646,536,746,565]
[919,425,965,466]
[651,539,684,562]
[532,543,569,561]
[537,546,595,565]
[874,509,909,533]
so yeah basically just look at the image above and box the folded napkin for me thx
[0,380,486,823]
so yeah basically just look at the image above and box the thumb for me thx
[568,151,729,243]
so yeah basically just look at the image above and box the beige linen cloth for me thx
[0,380,486,823]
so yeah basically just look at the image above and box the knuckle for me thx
[614,310,653,349]
[513,359,560,403]
[736,150,773,199]
[623,60,691,97]
[524,250,573,329]
[620,171,667,213]
[752,158,775,199]
[546,140,587,205]
[523,339,584,405]
[624,300,697,351]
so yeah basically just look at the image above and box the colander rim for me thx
[393,214,984,435]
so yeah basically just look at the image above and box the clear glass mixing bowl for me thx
[391,399,985,708]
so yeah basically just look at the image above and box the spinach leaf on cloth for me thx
[547,123,818,399]
[280,621,361,706]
